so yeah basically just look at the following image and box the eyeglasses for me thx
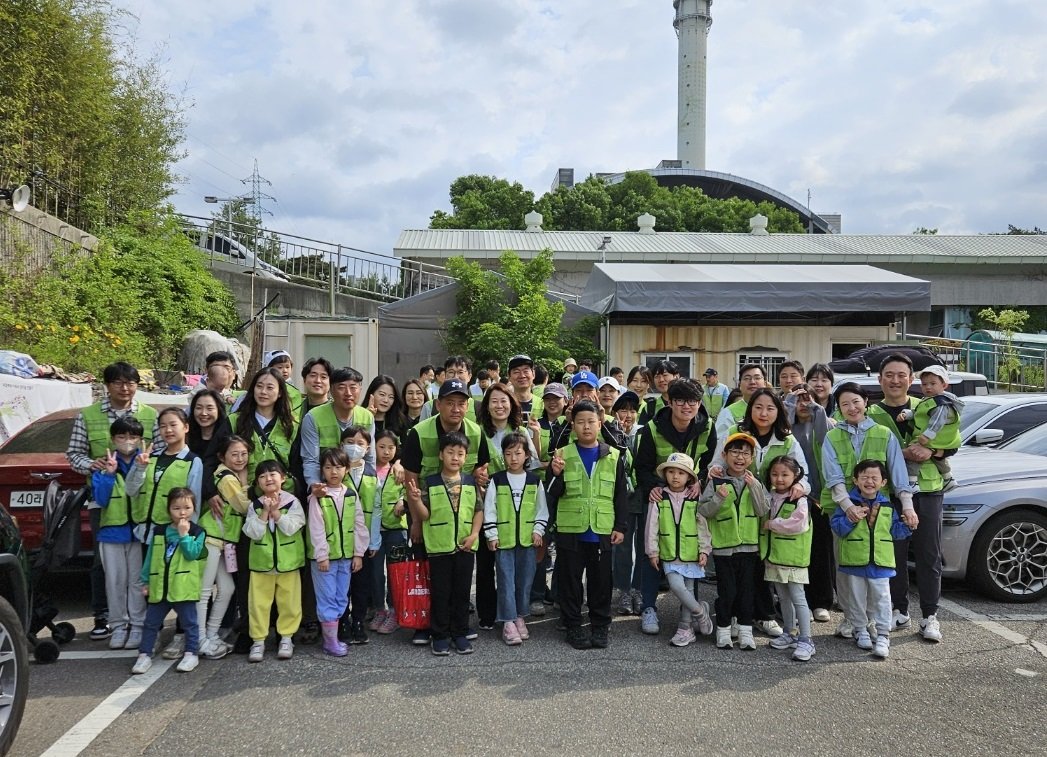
[672,398,700,406]
[726,449,753,457]
[108,380,138,388]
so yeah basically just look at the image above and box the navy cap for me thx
[438,379,470,399]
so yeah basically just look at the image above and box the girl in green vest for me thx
[231,367,298,496]
[644,452,713,648]
[482,431,549,646]
[128,408,203,537]
[830,460,912,659]
[762,456,815,662]
[368,430,407,636]
[131,488,206,675]
[242,460,306,663]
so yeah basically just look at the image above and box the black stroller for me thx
[27,481,88,662]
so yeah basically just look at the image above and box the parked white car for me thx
[958,393,1047,447]
[193,231,288,281]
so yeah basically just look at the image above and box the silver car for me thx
[943,448,1047,602]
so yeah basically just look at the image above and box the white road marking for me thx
[56,650,140,660]
[939,597,1047,660]
[1015,668,1039,678]
[39,659,175,757]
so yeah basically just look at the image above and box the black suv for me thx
[0,503,29,753]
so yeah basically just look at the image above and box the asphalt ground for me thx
[12,573,1047,756]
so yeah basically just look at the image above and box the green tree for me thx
[445,249,603,369]
[977,307,1030,390]
[430,175,535,230]
[913,227,938,235]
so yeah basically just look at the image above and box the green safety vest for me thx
[412,416,483,481]
[146,526,205,603]
[868,402,944,493]
[198,470,245,543]
[706,482,760,550]
[485,433,506,475]
[81,402,159,460]
[761,499,812,568]
[656,497,701,562]
[131,454,196,528]
[99,469,133,529]
[649,420,710,467]
[555,445,619,535]
[307,402,375,449]
[285,383,304,418]
[379,473,407,531]
[306,492,359,560]
[819,424,892,516]
[725,399,747,424]
[839,504,897,569]
[421,474,479,556]
[247,499,306,572]
[702,385,727,419]
[538,417,565,464]
[913,396,961,450]
[638,395,666,426]
[228,411,299,494]
[491,471,540,549]
[346,468,377,531]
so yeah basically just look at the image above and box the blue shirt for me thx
[576,443,601,543]
[91,457,138,543]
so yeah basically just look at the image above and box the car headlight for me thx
[942,503,983,527]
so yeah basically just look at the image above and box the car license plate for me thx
[9,490,44,508]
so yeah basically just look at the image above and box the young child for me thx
[645,452,714,647]
[131,488,206,674]
[195,436,252,660]
[762,456,815,661]
[405,431,483,656]
[547,400,629,651]
[242,460,306,662]
[340,424,378,644]
[698,432,769,650]
[900,365,964,490]
[368,430,406,635]
[830,459,912,659]
[483,431,550,646]
[308,448,366,657]
[92,418,149,651]
[613,390,645,616]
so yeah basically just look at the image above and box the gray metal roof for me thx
[396,229,1047,264]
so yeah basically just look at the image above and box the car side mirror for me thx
[970,428,1005,446]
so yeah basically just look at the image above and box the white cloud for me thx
[116,0,1047,249]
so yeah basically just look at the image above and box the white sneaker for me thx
[131,654,152,675]
[812,608,831,623]
[855,630,873,650]
[755,619,783,637]
[109,625,129,650]
[124,627,143,650]
[200,637,231,660]
[836,620,854,639]
[793,639,816,661]
[277,637,294,660]
[176,653,199,672]
[920,615,942,643]
[769,632,798,650]
[248,642,265,663]
[737,625,756,650]
[891,610,911,631]
[161,633,185,660]
[872,635,890,658]
[716,626,733,649]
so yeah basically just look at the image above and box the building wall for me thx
[608,323,893,384]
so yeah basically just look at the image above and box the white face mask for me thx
[115,441,139,456]
[342,444,366,461]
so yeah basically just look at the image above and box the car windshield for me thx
[0,418,76,454]
[959,400,999,436]
[1000,423,1047,457]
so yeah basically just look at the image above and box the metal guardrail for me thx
[903,333,1047,392]
[179,215,456,302]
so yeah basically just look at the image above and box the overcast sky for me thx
[117,0,1047,254]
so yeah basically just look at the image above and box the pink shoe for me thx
[514,616,529,640]
[369,610,388,633]
[321,621,348,657]
[502,621,522,646]
[376,611,400,635]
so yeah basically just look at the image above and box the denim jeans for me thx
[612,512,645,593]
[495,546,537,622]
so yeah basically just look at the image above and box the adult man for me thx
[868,354,946,643]
[299,367,376,489]
[715,363,766,441]
[471,359,501,397]
[193,350,239,404]
[506,354,536,418]
[67,361,161,641]
[638,360,680,426]
[420,356,477,421]
[401,379,491,645]
[632,378,716,635]
[701,368,730,420]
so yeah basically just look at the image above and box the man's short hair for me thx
[205,351,236,367]
[878,353,914,375]
[331,367,364,385]
[301,357,333,380]
[738,363,765,380]
[102,362,140,385]
[666,378,702,403]
[444,355,472,371]
[651,360,680,377]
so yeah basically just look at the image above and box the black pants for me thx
[475,541,497,625]
[300,564,318,626]
[890,492,944,618]
[805,505,836,610]
[88,509,108,618]
[752,558,777,622]
[428,551,474,641]
[557,540,612,630]
[715,552,759,627]
[349,554,375,623]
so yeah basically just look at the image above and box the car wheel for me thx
[969,509,1047,603]
[0,596,29,754]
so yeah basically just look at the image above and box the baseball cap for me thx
[919,365,950,383]
[438,379,470,399]
[263,349,291,366]
[542,382,568,400]
[656,452,698,484]
[507,354,534,373]
[724,431,758,450]
[598,376,622,394]
[612,390,641,413]
[703,367,718,377]
[571,370,598,389]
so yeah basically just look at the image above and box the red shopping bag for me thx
[389,558,431,629]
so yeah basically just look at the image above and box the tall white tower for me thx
[674,0,712,169]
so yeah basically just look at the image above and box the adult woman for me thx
[401,379,427,430]
[627,365,651,398]
[188,389,232,507]
[229,368,298,493]
[363,375,407,438]
[806,363,836,418]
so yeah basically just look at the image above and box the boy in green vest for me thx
[547,400,629,650]
[131,488,206,675]
[830,460,912,659]
[405,431,483,656]
[899,365,963,491]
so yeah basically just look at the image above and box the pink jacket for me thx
[645,490,712,559]
[307,484,368,562]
